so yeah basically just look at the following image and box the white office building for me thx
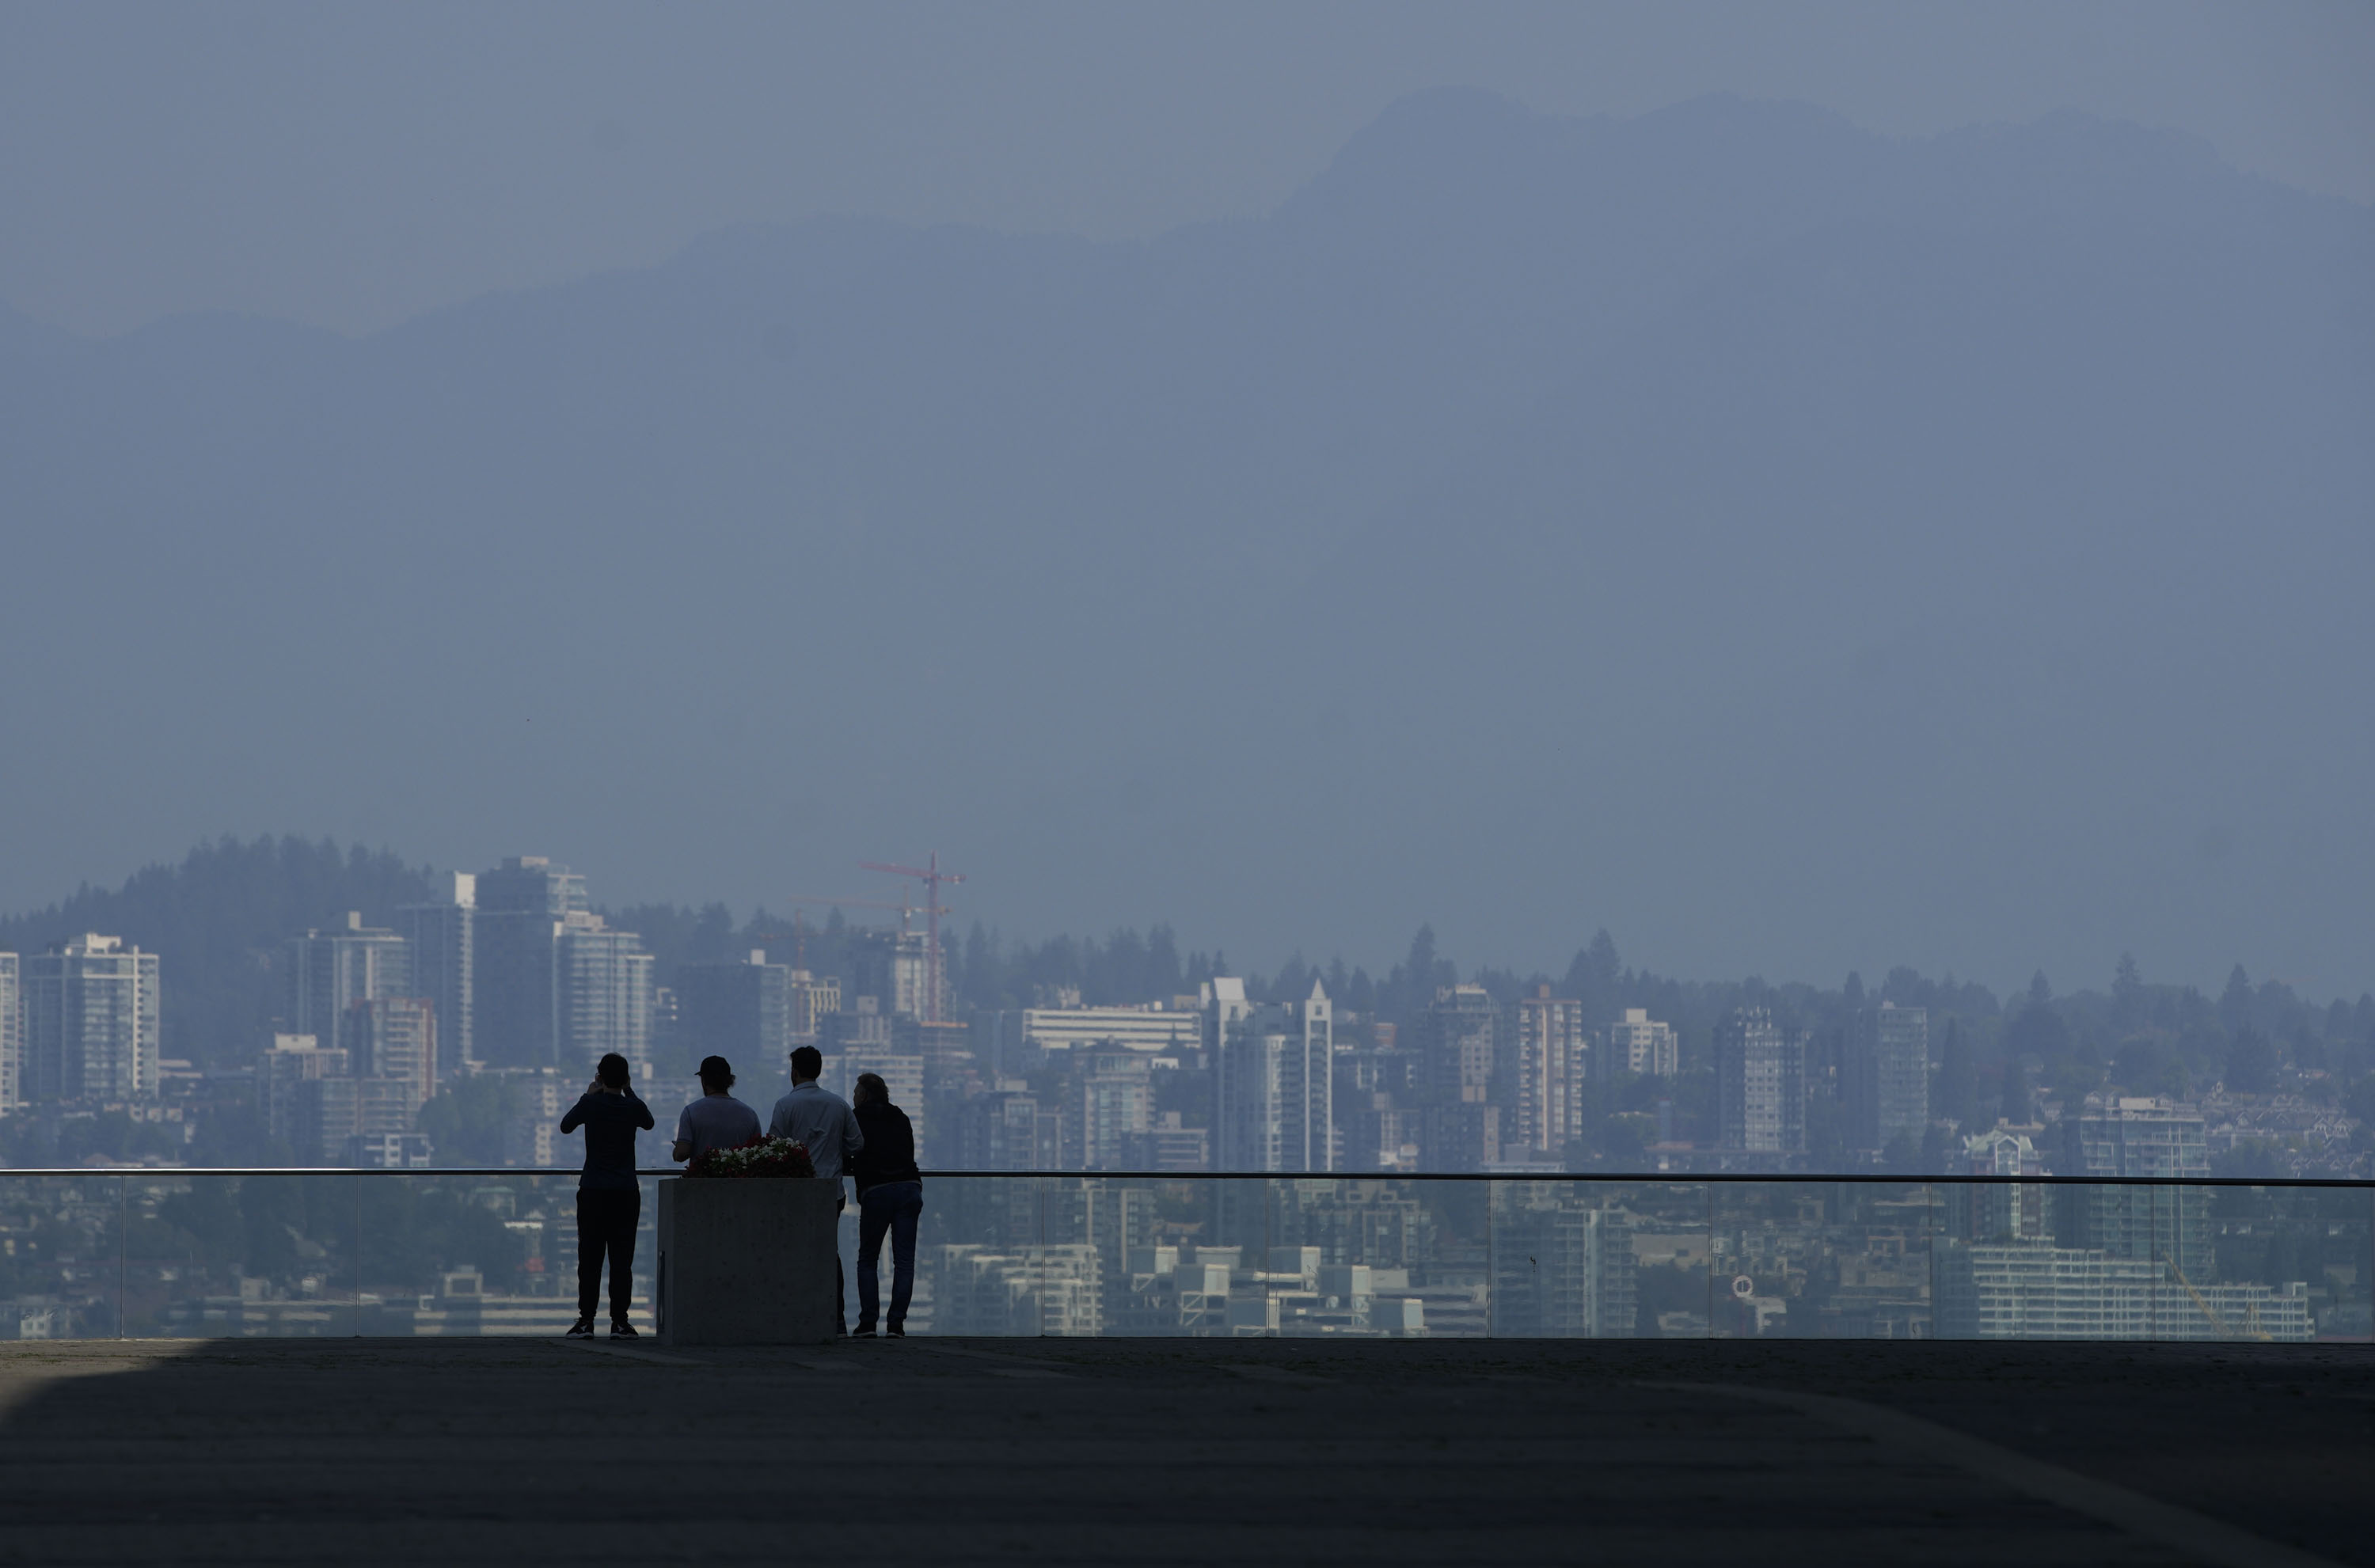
[1212,978,1333,1172]
[977,1003,1203,1073]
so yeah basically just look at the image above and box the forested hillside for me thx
[0,837,436,1067]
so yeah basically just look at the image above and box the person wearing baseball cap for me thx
[671,1055,762,1164]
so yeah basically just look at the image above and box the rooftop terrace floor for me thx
[1,1335,2368,1566]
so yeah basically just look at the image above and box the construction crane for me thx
[2160,1251,2271,1342]
[860,853,965,1023]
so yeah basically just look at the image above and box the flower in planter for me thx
[684,1135,818,1179]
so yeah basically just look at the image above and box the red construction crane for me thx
[860,853,966,1023]
[752,898,945,965]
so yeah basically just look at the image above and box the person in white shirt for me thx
[768,1045,864,1334]
[672,1054,762,1164]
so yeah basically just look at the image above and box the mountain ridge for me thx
[0,91,2366,993]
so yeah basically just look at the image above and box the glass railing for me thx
[0,1171,2366,1342]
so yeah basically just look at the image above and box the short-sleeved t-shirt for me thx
[674,1094,762,1160]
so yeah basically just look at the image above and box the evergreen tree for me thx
[2112,952,2145,1031]
[2001,1061,2034,1126]
[1933,1019,1978,1129]
[2220,964,2255,1033]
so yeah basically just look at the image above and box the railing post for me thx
[1925,1180,1936,1341]
[116,1176,127,1342]
[1704,1183,1714,1339]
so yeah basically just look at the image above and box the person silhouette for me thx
[849,1071,924,1338]
[560,1052,655,1338]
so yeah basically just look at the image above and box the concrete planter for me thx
[657,1177,841,1346]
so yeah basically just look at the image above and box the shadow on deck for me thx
[0,1336,2366,1566]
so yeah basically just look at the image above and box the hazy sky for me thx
[2,0,2369,338]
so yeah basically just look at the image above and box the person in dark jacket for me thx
[849,1072,923,1338]
[559,1052,655,1338]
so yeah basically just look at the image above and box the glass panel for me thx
[2,1173,2364,1342]
[1692,1179,1934,1340]
[1488,1178,1643,1337]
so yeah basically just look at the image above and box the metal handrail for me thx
[0,1166,2365,1188]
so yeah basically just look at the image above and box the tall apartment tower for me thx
[395,872,474,1077]
[350,996,438,1121]
[557,913,655,1073]
[675,951,797,1071]
[1598,1008,1680,1081]
[468,850,622,1073]
[847,927,936,1019]
[25,935,162,1103]
[1512,985,1588,1156]
[2061,1095,2214,1279]
[0,952,19,1114]
[1716,1007,1806,1154]
[1419,985,1501,1171]
[1843,1003,1929,1151]
[287,913,413,1055]
[1212,978,1332,1172]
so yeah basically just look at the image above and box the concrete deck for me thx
[0,1336,2367,1566]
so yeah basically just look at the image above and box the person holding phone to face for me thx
[560,1052,655,1338]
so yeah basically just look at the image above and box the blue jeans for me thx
[857,1182,924,1331]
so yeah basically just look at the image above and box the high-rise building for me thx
[2061,1095,2214,1280]
[788,969,841,1045]
[469,858,652,1072]
[1491,1186,1637,1338]
[0,952,19,1114]
[1512,985,1587,1157]
[471,856,582,1068]
[258,1033,348,1153]
[847,927,936,1019]
[1211,978,1332,1172]
[25,935,161,1103]
[1843,1003,1928,1151]
[1119,1111,1210,1172]
[1334,1042,1423,1172]
[955,1084,1052,1171]
[1953,1127,2051,1242]
[1075,1052,1156,1171]
[1716,1007,1805,1154]
[394,872,474,1077]
[674,951,796,1074]
[349,996,437,1125]
[557,913,655,1073]
[1421,985,1499,1106]
[1598,1008,1679,1080]
[476,855,588,920]
[287,913,413,1056]
[499,1067,575,1168]
[1412,983,1503,1172]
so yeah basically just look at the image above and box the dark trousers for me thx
[857,1181,924,1331]
[577,1186,640,1323]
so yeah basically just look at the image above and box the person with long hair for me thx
[849,1071,923,1338]
[560,1052,655,1338]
